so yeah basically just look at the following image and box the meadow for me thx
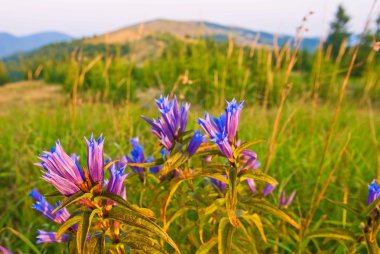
[1,27,380,253]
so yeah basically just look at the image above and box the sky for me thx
[0,0,378,38]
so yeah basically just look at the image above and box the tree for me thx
[326,4,351,57]
[0,61,8,85]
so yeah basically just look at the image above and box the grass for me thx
[0,80,379,252]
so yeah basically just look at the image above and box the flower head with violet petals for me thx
[199,99,244,160]
[36,230,69,244]
[368,180,380,205]
[187,130,204,157]
[280,190,296,208]
[142,95,190,151]
[0,245,13,254]
[85,135,105,184]
[29,189,70,224]
[125,137,160,179]
[211,176,227,192]
[35,135,105,197]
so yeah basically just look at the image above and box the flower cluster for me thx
[143,96,190,151]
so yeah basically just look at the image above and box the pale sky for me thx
[0,0,378,38]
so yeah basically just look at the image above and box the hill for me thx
[0,32,72,58]
[85,19,320,51]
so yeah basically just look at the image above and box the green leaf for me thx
[195,237,217,254]
[239,170,278,187]
[158,152,188,177]
[306,228,356,241]
[251,198,301,230]
[76,210,98,254]
[56,215,82,238]
[363,197,380,216]
[233,140,266,157]
[218,217,236,254]
[121,233,168,254]
[52,192,92,214]
[126,158,165,168]
[108,206,180,253]
[241,213,267,243]
[238,222,258,254]
[97,192,155,218]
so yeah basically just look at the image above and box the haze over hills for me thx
[1,19,323,60]
[0,32,72,58]
[85,19,321,51]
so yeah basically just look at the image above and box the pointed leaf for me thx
[239,170,278,187]
[108,206,180,253]
[251,198,301,229]
[306,228,356,241]
[57,215,82,238]
[195,237,217,254]
[52,192,92,214]
[233,140,266,157]
[218,217,236,254]
[241,213,267,243]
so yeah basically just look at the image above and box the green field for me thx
[1,75,380,252]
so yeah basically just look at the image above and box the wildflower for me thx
[0,246,13,254]
[107,163,128,197]
[36,230,69,244]
[211,176,227,192]
[199,99,244,160]
[187,130,204,157]
[85,135,105,184]
[35,135,105,196]
[262,184,277,196]
[246,179,256,193]
[368,180,380,205]
[29,189,70,224]
[280,191,296,208]
[143,95,190,150]
[240,150,259,170]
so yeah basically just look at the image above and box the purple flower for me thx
[36,230,69,244]
[211,175,227,192]
[240,150,260,170]
[125,137,160,176]
[29,189,70,224]
[262,184,277,196]
[368,180,380,205]
[107,163,128,197]
[187,130,204,157]
[36,141,84,196]
[0,246,13,254]
[225,99,244,142]
[280,191,296,208]
[199,99,244,160]
[143,95,190,150]
[246,179,257,193]
[85,135,104,184]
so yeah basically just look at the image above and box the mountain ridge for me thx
[85,18,321,51]
[0,31,72,58]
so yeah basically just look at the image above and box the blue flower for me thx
[199,99,244,160]
[187,130,204,157]
[36,230,69,244]
[262,184,277,196]
[125,137,161,176]
[368,180,380,205]
[107,163,128,198]
[143,95,190,150]
[29,189,70,224]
